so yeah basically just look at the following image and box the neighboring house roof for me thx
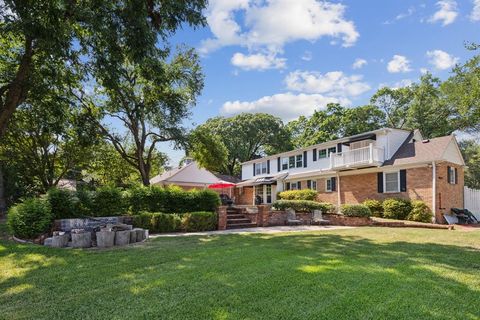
[213,173,241,184]
[383,135,465,166]
[150,161,239,186]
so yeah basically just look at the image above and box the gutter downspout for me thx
[432,161,436,223]
[337,173,341,213]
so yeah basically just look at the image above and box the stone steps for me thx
[226,222,257,229]
[225,207,257,229]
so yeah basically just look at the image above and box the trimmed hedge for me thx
[272,200,334,213]
[7,198,52,239]
[47,188,76,219]
[407,201,433,223]
[182,211,218,232]
[90,186,127,217]
[362,199,383,217]
[132,211,217,233]
[383,198,412,220]
[127,185,220,214]
[277,189,317,201]
[341,204,371,218]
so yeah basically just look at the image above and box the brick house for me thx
[235,128,465,223]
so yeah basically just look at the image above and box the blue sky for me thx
[161,0,480,165]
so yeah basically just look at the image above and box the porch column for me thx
[337,174,341,213]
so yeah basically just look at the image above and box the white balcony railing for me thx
[330,144,384,169]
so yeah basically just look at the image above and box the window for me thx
[318,149,327,158]
[282,158,288,170]
[384,172,400,193]
[448,166,457,184]
[289,156,295,168]
[291,182,298,190]
[255,185,264,204]
[328,147,337,156]
[326,178,333,192]
[255,164,261,175]
[266,185,272,204]
[261,162,267,174]
[296,154,303,168]
[307,180,317,190]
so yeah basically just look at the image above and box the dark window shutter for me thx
[303,151,307,167]
[307,180,311,189]
[337,143,343,153]
[313,148,317,161]
[331,177,337,191]
[253,163,256,176]
[447,166,451,184]
[277,157,281,172]
[400,169,407,192]
[267,160,270,174]
[454,168,458,184]
[377,172,384,193]
[286,182,290,190]
[297,181,302,190]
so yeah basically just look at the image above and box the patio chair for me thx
[312,210,330,225]
[219,194,234,206]
[286,209,302,226]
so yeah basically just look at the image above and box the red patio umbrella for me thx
[208,180,236,197]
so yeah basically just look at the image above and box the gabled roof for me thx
[383,134,464,166]
[150,163,191,185]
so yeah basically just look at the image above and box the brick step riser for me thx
[226,223,257,229]
[227,219,251,224]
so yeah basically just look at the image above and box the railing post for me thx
[330,153,334,169]
[369,143,374,164]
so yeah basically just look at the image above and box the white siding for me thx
[386,129,410,159]
[242,163,254,180]
[170,163,218,184]
[442,139,464,165]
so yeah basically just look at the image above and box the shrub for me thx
[47,188,76,219]
[341,204,371,218]
[91,186,126,217]
[407,201,433,223]
[278,189,317,201]
[362,199,383,217]
[7,198,52,239]
[272,200,334,213]
[74,189,95,217]
[181,211,218,232]
[382,198,412,220]
[127,185,220,214]
[132,212,181,233]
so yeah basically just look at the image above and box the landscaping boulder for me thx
[115,230,130,246]
[96,230,115,248]
[51,233,69,248]
[71,231,92,248]
[129,230,137,243]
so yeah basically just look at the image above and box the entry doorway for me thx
[254,184,274,205]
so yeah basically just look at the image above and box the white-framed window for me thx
[448,166,457,184]
[282,157,288,170]
[308,180,317,190]
[328,147,337,156]
[289,156,295,168]
[325,178,333,192]
[296,154,303,168]
[291,182,298,190]
[318,149,327,158]
[255,164,261,175]
[261,162,267,174]
[384,171,400,193]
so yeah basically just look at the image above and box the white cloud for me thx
[285,70,370,97]
[471,0,480,21]
[429,0,458,26]
[301,51,313,61]
[387,55,412,73]
[420,67,429,74]
[231,52,286,70]
[220,93,349,121]
[352,58,367,69]
[201,0,359,55]
[378,79,413,90]
[426,49,459,70]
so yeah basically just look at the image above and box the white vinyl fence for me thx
[464,187,480,220]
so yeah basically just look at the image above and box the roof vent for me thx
[422,139,430,143]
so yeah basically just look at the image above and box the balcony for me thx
[330,144,384,170]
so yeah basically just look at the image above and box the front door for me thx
[254,184,273,204]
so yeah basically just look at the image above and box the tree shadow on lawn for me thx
[0,231,479,320]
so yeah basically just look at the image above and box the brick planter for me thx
[324,214,373,226]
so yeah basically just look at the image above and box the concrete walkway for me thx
[150,225,355,238]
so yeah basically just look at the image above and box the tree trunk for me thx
[0,38,33,139]
[0,163,6,214]
[139,161,151,186]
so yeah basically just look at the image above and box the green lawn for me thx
[1,227,479,320]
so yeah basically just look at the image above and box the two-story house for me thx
[235,128,465,223]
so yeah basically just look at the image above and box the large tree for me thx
[79,48,203,185]
[370,87,412,129]
[286,103,386,148]
[190,113,293,176]
[459,140,480,189]
[0,0,207,139]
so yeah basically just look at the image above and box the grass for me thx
[1,227,479,320]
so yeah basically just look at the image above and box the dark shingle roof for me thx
[383,135,454,166]
[213,173,241,184]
